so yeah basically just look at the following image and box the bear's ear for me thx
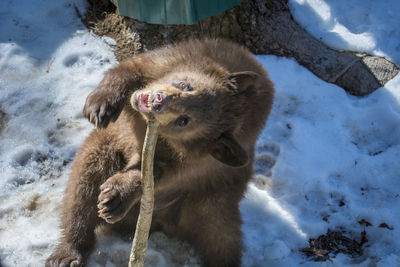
[228,71,259,91]
[209,132,249,167]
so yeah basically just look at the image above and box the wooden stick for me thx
[128,116,159,267]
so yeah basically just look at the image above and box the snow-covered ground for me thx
[289,0,400,65]
[0,0,399,266]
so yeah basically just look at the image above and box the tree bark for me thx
[85,0,399,94]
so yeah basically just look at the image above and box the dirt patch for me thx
[300,230,368,261]
[25,194,41,212]
[82,1,143,61]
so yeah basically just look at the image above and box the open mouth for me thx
[134,91,166,113]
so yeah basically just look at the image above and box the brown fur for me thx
[46,39,274,267]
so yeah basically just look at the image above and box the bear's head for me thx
[131,70,258,167]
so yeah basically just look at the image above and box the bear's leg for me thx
[177,193,243,267]
[46,133,126,267]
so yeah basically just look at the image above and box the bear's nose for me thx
[152,91,167,112]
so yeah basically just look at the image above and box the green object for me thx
[110,0,242,25]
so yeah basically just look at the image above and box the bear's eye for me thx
[175,116,190,127]
[172,81,193,92]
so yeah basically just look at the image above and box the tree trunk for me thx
[85,0,399,96]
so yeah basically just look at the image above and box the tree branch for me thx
[129,117,159,267]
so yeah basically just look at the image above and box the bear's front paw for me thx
[83,89,122,129]
[98,174,141,224]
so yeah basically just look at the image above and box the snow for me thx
[289,0,400,65]
[242,56,400,266]
[0,0,399,266]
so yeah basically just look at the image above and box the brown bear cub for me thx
[46,39,274,267]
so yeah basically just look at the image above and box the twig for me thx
[46,57,55,73]
[128,116,159,267]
